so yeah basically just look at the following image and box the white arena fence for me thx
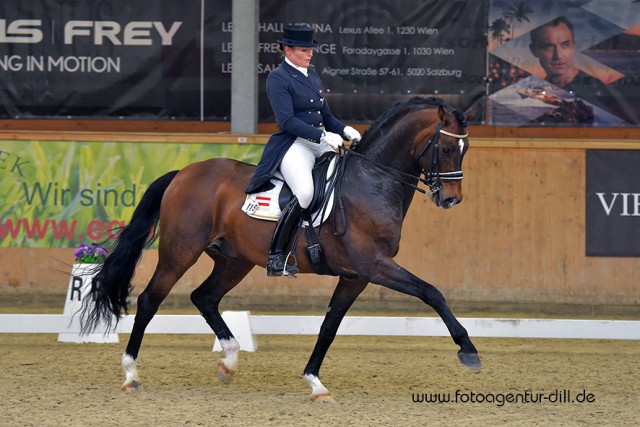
[0,313,638,340]
[4,264,634,345]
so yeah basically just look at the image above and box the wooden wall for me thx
[1,127,639,314]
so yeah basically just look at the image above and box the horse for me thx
[81,96,481,403]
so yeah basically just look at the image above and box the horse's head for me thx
[352,97,469,210]
[415,104,469,209]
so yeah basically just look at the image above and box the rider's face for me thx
[285,46,313,68]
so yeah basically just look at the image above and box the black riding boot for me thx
[266,197,303,277]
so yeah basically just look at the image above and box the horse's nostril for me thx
[442,197,459,208]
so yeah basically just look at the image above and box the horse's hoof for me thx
[311,393,335,404]
[458,352,482,371]
[122,380,142,393]
[217,361,235,385]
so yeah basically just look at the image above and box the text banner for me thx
[254,0,487,123]
[2,0,487,123]
[0,139,262,248]
[0,0,231,119]
[586,150,640,257]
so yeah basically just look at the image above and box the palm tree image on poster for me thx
[487,0,640,126]
[493,2,534,44]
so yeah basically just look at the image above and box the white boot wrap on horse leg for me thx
[304,374,330,397]
[220,338,240,373]
[122,353,140,384]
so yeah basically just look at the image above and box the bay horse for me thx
[81,96,481,402]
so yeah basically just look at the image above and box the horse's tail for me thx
[80,170,179,334]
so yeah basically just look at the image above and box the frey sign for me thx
[0,0,204,119]
[586,150,640,257]
[0,19,182,45]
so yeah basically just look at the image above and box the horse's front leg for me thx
[369,257,481,370]
[303,276,368,403]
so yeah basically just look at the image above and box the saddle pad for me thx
[242,158,336,228]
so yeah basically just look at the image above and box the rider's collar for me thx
[285,58,308,77]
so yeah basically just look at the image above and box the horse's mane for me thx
[355,97,466,151]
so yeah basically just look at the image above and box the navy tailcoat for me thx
[246,61,346,194]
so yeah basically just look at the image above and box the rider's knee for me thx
[296,189,314,210]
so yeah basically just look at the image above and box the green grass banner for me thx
[0,140,262,248]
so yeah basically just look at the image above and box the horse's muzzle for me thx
[439,195,462,209]
[432,190,462,209]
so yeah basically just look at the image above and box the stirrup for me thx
[266,252,299,278]
[282,252,299,278]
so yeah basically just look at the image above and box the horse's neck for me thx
[359,128,421,177]
[349,108,436,215]
[349,126,422,214]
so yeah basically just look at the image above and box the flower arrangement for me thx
[74,243,107,264]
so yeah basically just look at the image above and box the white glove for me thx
[321,131,344,150]
[343,126,361,142]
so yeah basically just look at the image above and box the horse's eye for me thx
[442,146,452,154]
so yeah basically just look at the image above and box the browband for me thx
[439,129,468,139]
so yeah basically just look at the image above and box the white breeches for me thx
[280,137,334,209]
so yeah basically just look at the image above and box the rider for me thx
[245,24,361,277]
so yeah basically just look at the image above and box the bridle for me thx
[342,121,468,197]
[416,122,468,195]
[331,120,468,235]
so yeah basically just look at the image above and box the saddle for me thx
[242,152,337,227]
[242,152,339,275]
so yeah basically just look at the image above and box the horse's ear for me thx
[438,104,452,127]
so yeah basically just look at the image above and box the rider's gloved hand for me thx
[321,131,344,150]
[343,126,361,143]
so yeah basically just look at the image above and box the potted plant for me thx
[59,243,117,342]
[70,242,107,279]
[74,243,107,265]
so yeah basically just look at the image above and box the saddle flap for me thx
[242,153,338,227]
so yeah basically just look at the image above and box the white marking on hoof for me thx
[217,338,239,384]
[122,380,142,393]
[304,374,334,403]
[121,353,141,392]
[311,393,335,403]
[217,362,234,384]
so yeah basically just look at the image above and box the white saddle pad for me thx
[242,157,336,228]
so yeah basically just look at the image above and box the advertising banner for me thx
[253,0,488,123]
[1,0,487,123]
[586,150,640,257]
[0,140,263,248]
[487,0,640,126]
[0,0,231,120]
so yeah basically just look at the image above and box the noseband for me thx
[417,122,468,195]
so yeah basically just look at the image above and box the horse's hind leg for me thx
[190,253,254,385]
[121,261,194,393]
[303,276,368,403]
